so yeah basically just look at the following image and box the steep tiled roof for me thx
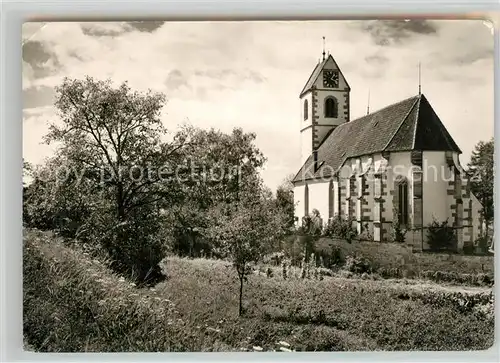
[293,93,461,183]
[299,55,351,97]
[299,59,327,97]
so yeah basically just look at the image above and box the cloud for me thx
[22,40,62,79]
[360,20,438,46]
[80,22,131,37]
[127,21,165,33]
[80,21,165,38]
[364,54,389,65]
[164,69,190,91]
[23,85,56,109]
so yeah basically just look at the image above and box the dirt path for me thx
[259,263,492,295]
[327,275,493,295]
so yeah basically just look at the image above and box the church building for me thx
[291,53,483,251]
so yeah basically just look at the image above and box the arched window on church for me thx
[325,97,338,118]
[328,179,334,219]
[304,99,308,120]
[396,177,409,226]
[304,184,309,218]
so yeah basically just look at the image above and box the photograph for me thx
[22,19,494,352]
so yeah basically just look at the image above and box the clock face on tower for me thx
[323,69,339,88]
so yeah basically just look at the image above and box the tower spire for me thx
[418,62,422,95]
[322,36,326,61]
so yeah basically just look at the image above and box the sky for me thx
[22,20,494,191]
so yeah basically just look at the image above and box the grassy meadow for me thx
[24,229,494,352]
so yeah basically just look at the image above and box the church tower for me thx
[299,53,351,165]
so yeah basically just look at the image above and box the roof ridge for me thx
[411,95,421,149]
[337,94,420,128]
[330,55,351,91]
[299,58,325,96]
[382,96,421,151]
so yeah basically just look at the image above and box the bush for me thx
[330,245,345,267]
[88,206,169,286]
[299,210,323,236]
[390,207,407,243]
[264,251,286,266]
[323,215,357,243]
[378,267,403,279]
[344,254,373,274]
[475,233,492,255]
[463,243,475,255]
[419,269,494,287]
[427,219,457,252]
[358,223,374,242]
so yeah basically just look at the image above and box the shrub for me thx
[330,245,345,267]
[418,269,494,287]
[463,243,475,255]
[378,267,403,279]
[344,254,373,274]
[317,267,334,278]
[390,207,407,243]
[427,219,457,252]
[358,223,374,242]
[299,210,323,236]
[263,251,286,266]
[475,232,492,255]
[323,215,357,243]
[94,207,169,286]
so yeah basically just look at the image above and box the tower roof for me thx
[293,93,461,183]
[299,54,351,97]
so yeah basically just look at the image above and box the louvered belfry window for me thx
[325,97,338,118]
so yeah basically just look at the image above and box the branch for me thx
[66,93,118,177]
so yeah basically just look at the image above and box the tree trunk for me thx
[116,182,125,219]
[238,274,244,316]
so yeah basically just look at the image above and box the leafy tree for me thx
[41,76,193,283]
[23,159,32,188]
[161,127,268,257]
[275,174,296,231]
[184,127,267,207]
[23,156,96,236]
[164,202,212,258]
[207,188,287,316]
[467,138,494,238]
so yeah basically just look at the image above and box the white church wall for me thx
[342,156,376,237]
[300,127,312,166]
[450,151,484,244]
[422,151,451,225]
[470,192,482,242]
[294,184,306,224]
[294,180,330,225]
[360,156,375,219]
[386,151,414,222]
[307,179,330,222]
[333,179,340,217]
[299,92,313,165]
